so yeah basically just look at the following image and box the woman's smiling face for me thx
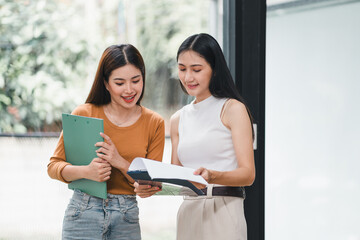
[105,63,144,109]
[177,50,213,102]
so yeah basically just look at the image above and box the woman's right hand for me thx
[86,158,112,182]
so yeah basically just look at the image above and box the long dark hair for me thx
[177,33,254,137]
[86,44,145,105]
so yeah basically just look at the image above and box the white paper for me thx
[128,157,147,171]
[130,157,208,185]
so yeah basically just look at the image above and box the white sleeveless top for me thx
[177,95,238,171]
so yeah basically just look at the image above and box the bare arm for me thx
[194,100,255,186]
[170,111,183,167]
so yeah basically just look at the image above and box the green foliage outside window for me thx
[134,0,208,119]
[0,0,95,133]
[0,0,210,134]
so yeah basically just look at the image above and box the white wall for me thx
[266,2,360,239]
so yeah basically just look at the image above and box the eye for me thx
[193,69,201,73]
[132,80,140,84]
[115,82,124,86]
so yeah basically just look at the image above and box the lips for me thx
[187,84,199,90]
[121,94,136,103]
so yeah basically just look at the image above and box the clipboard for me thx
[62,113,107,199]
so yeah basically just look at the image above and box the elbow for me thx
[47,159,70,182]
[245,171,256,187]
[47,162,57,180]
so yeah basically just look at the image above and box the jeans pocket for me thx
[64,198,89,221]
[124,201,139,224]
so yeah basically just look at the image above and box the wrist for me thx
[62,164,88,182]
[80,165,90,179]
[208,169,219,184]
[120,161,130,172]
[115,156,130,173]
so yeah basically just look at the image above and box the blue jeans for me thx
[62,190,141,240]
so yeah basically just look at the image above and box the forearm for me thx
[207,167,255,187]
[112,157,134,184]
[61,165,89,182]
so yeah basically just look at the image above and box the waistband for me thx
[72,189,136,201]
[71,189,137,210]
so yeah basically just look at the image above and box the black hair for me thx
[177,33,254,138]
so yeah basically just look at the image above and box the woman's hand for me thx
[134,181,162,198]
[95,132,129,171]
[87,158,112,182]
[193,167,215,188]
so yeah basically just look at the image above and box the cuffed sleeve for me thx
[47,131,72,183]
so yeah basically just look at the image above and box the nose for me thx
[184,70,194,83]
[125,82,133,93]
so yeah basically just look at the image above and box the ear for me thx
[104,80,109,91]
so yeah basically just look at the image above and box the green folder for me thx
[62,113,107,199]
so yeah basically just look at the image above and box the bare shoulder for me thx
[225,99,248,116]
[223,99,251,128]
[170,110,181,125]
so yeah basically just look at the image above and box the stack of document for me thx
[127,157,208,196]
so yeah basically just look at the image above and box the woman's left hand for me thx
[95,132,128,171]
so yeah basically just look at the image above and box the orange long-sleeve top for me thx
[47,103,165,195]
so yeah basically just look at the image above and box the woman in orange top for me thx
[48,44,164,240]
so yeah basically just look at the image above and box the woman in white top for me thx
[135,33,255,240]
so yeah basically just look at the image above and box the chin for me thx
[186,89,197,95]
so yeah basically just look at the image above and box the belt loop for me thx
[81,192,91,211]
[118,195,125,211]
[206,184,214,198]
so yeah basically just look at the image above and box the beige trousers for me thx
[176,186,247,240]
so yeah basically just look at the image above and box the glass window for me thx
[0,0,223,135]
[266,1,360,239]
[0,0,223,239]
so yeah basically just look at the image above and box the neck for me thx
[107,102,138,117]
[194,92,212,104]
[104,102,141,126]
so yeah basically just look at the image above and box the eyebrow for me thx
[113,75,141,81]
[178,63,203,67]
